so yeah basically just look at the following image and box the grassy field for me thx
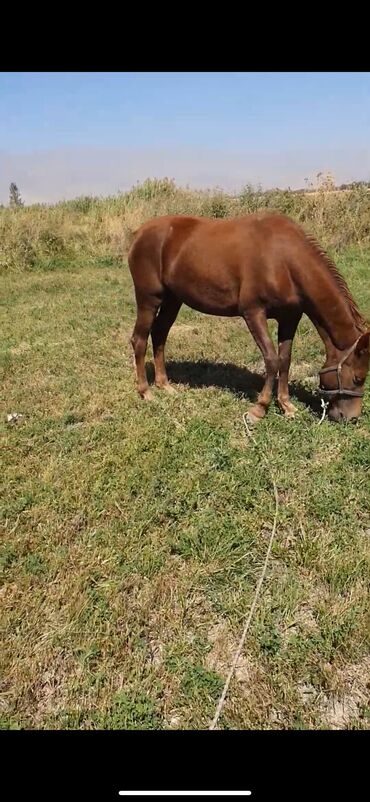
[1,232,370,729]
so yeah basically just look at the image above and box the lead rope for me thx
[318,398,329,425]
[209,397,328,730]
[209,412,279,730]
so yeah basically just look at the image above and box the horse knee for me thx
[130,331,144,355]
[278,355,289,373]
[266,355,279,375]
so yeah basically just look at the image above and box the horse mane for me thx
[305,233,367,332]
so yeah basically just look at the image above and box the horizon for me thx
[3,173,370,210]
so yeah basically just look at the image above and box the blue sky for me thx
[1,72,369,202]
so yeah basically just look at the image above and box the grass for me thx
[1,175,370,274]
[1,235,370,730]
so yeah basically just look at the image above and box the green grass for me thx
[1,250,370,730]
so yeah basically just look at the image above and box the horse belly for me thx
[165,264,240,316]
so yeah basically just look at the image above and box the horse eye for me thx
[354,376,363,386]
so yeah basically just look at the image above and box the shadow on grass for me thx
[146,359,322,416]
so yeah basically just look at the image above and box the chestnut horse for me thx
[128,212,370,422]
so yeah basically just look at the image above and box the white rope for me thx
[209,396,329,729]
[209,412,279,730]
[318,397,329,425]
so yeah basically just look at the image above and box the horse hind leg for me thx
[130,299,160,400]
[243,307,279,422]
[151,291,182,392]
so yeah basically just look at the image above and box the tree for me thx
[9,183,24,208]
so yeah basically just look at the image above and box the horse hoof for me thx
[164,384,177,395]
[246,406,265,424]
[156,382,177,395]
[141,389,154,401]
[280,402,297,418]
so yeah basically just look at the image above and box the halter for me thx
[319,335,365,398]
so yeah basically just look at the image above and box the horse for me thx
[128,212,370,422]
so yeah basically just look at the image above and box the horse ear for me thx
[355,331,370,355]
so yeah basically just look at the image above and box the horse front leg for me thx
[243,308,279,423]
[277,313,302,418]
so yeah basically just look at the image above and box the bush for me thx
[1,175,369,273]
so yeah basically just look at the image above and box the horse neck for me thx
[312,320,357,367]
[302,262,360,362]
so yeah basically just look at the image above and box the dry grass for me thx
[1,175,370,275]
[1,231,370,729]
